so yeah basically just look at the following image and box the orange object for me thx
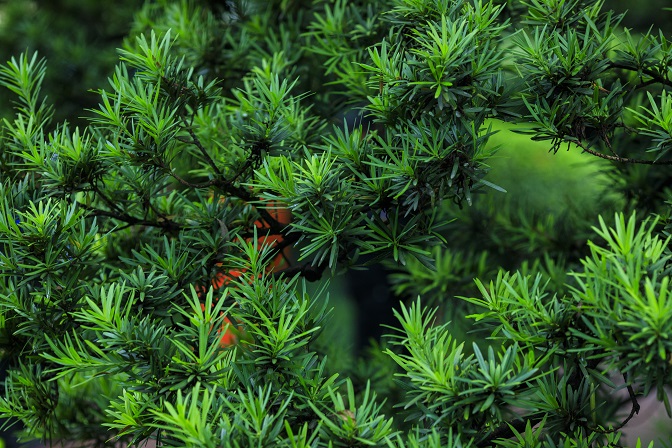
[218,316,239,346]
[201,199,292,347]
[199,303,241,346]
[254,201,292,270]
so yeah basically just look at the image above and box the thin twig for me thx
[228,157,256,186]
[176,110,286,232]
[609,62,672,88]
[91,185,125,215]
[619,382,641,429]
[589,373,640,434]
[169,168,287,234]
[574,140,672,165]
[179,115,223,176]
[78,202,182,232]
[169,171,218,189]
[634,78,662,91]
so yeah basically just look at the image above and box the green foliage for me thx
[1,0,672,446]
[0,0,137,126]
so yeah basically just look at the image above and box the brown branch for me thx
[634,78,662,91]
[609,62,672,89]
[169,170,219,189]
[179,115,223,176]
[91,185,125,215]
[573,140,672,165]
[618,382,641,429]
[171,123,284,233]
[228,157,256,185]
[172,107,288,233]
[78,203,182,232]
[588,373,640,434]
[272,232,300,253]
[168,168,285,235]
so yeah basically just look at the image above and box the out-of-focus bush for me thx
[0,0,138,126]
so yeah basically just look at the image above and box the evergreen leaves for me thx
[0,0,671,446]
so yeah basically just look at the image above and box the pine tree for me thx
[1,0,671,446]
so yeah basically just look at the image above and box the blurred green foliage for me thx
[605,0,672,31]
[0,0,138,126]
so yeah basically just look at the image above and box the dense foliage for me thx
[1,0,672,446]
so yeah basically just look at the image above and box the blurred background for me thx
[0,0,670,446]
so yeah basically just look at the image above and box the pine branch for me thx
[78,202,182,232]
[573,139,672,165]
[609,62,672,89]
[475,413,546,447]
[168,122,286,234]
[588,373,641,434]
[179,114,224,177]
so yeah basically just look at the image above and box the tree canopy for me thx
[0,0,672,446]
